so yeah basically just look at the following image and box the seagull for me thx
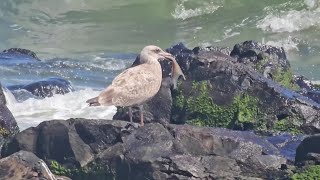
[86,45,185,126]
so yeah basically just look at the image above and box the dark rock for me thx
[0,150,56,180]
[294,75,314,91]
[192,45,232,56]
[0,83,6,105]
[0,82,19,155]
[0,106,18,135]
[0,103,18,133]
[230,40,289,71]
[264,132,304,162]
[2,48,41,61]
[299,90,320,104]
[295,134,320,166]
[7,77,74,98]
[294,75,320,104]
[3,119,292,179]
[168,42,320,133]
[2,120,95,168]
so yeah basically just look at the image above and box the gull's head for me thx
[140,45,175,63]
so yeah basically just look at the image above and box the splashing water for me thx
[5,88,117,130]
[172,0,221,20]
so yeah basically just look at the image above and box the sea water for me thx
[0,0,319,130]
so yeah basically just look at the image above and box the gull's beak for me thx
[159,50,186,89]
[158,51,175,61]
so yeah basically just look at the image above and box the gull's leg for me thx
[128,106,133,123]
[138,105,144,126]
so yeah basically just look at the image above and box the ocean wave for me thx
[263,36,299,52]
[257,3,320,33]
[172,0,221,20]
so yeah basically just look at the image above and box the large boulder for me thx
[167,42,320,134]
[7,77,74,99]
[295,134,320,166]
[2,118,296,179]
[0,151,56,180]
[0,48,40,61]
[2,120,95,168]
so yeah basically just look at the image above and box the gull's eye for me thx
[154,49,161,53]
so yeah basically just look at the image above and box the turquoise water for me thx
[0,0,320,129]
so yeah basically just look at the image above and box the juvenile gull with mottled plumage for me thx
[86,45,185,126]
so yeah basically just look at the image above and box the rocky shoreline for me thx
[1,42,320,179]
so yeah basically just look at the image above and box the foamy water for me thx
[257,2,320,33]
[4,88,117,130]
[172,0,221,20]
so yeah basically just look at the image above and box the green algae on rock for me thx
[172,80,304,134]
[292,165,320,180]
[172,81,261,130]
[50,160,115,180]
[273,119,302,135]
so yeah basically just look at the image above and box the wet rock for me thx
[2,120,95,168]
[2,119,292,179]
[192,45,232,56]
[295,134,320,166]
[294,75,314,91]
[230,40,289,71]
[264,132,304,162]
[0,82,19,155]
[294,75,320,104]
[7,77,74,98]
[1,48,41,61]
[0,150,56,180]
[168,42,320,133]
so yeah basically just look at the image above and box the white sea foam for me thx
[5,88,117,130]
[257,6,320,33]
[305,0,319,10]
[223,28,240,40]
[264,36,299,52]
[172,0,221,20]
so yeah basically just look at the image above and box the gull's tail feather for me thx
[86,97,100,106]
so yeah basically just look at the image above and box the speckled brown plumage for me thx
[86,45,185,126]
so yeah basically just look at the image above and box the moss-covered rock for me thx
[0,127,9,137]
[274,69,300,91]
[172,79,304,134]
[172,81,263,130]
[291,165,320,180]
[252,53,299,91]
[273,119,302,135]
[50,160,115,180]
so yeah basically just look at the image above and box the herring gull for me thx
[86,45,185,126]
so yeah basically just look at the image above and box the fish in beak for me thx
[159,51,186,89]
